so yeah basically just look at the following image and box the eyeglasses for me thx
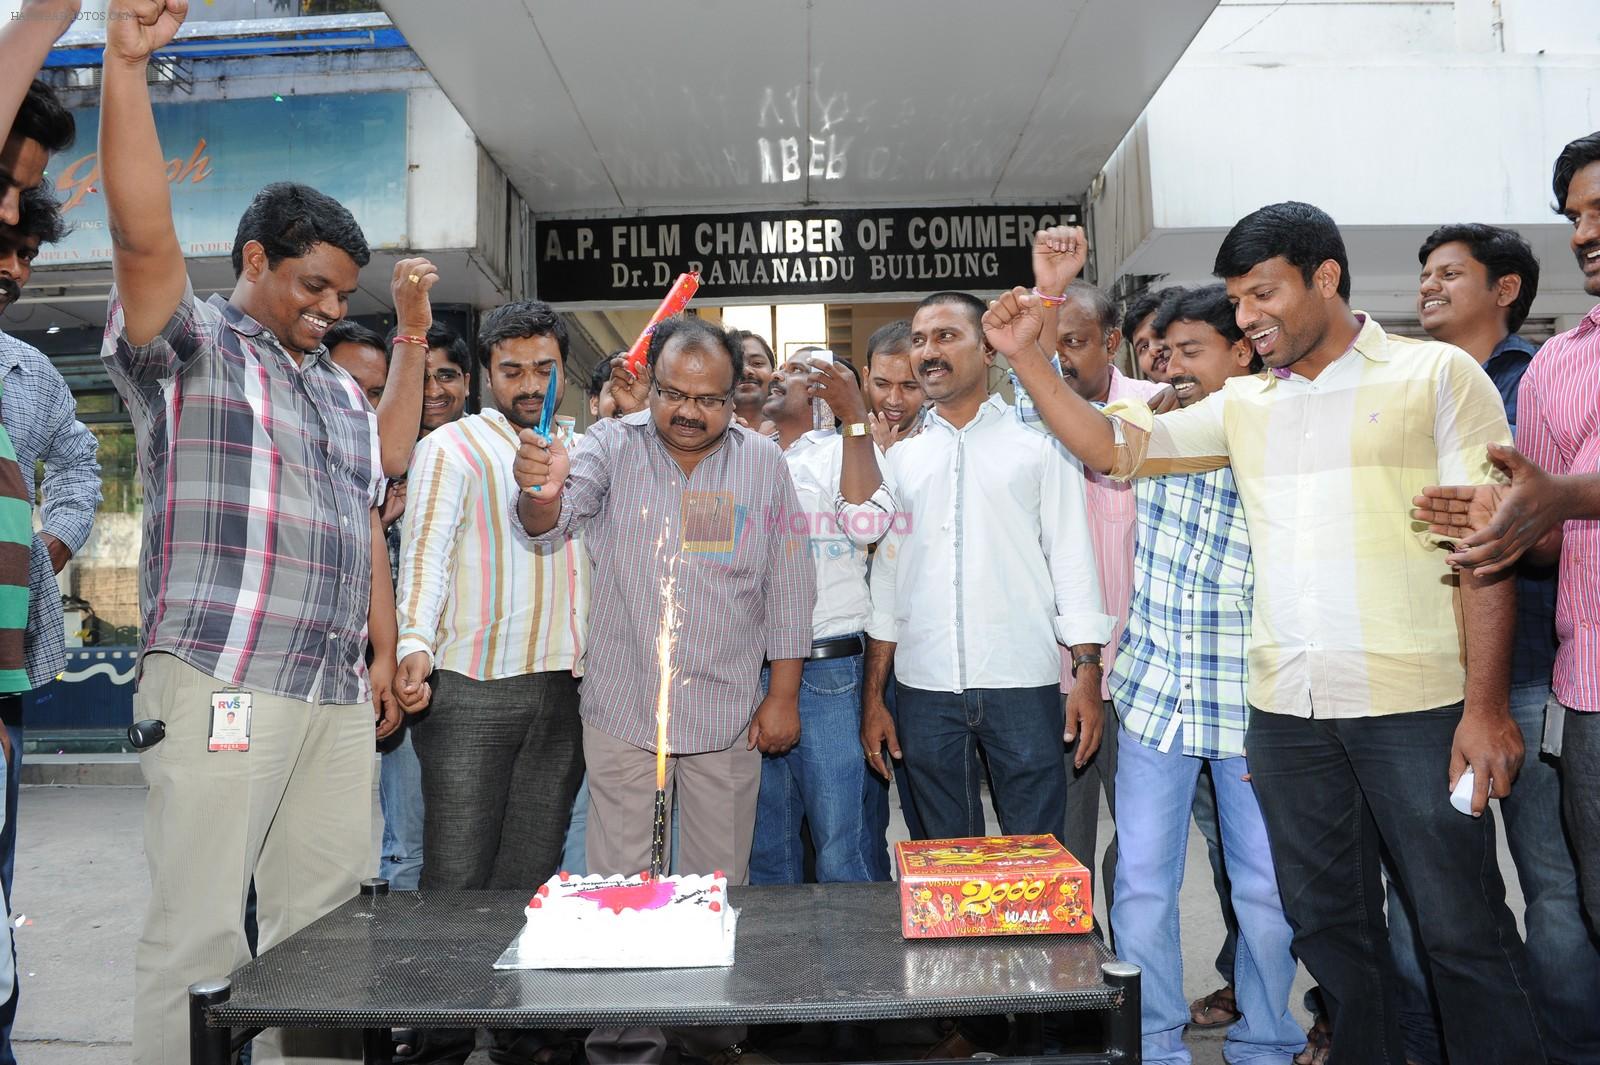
[653,382,733,411]
[424,368,464,386]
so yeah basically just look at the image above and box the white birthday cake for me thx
[510,871,737,969]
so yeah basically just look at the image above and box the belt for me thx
[809,635,864,661]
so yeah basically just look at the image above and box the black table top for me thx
[209,883,1121,1028]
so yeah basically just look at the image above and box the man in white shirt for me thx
[860,291,1112,843]
[749,351,897,885]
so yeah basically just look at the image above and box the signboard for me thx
[534,205,1081,306]
[38,92,408,265]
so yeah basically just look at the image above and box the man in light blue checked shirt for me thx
[984,270,1302,1065]
[1102,287,1300,1065]
[0,186,101,1064]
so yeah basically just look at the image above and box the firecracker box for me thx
[895,834,1093,939]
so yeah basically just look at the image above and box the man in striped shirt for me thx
[513,316,815,884]
[989,211,1540,1065]
[1417,130,1600,960]
[516,316,813,1065]
[394,301,588,894]
[393,302,587,1064]
[1393,222,1600,1063]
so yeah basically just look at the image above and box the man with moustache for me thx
[1126,288,1180,384]
[515,315,813,1065]
[993,214,1538,1064]
[749,349,893,886]
[733,329,778,429]
[514,315,813,880]
[859,291,1110,844]
[0,185,100,1065]
[393,301,588,1064]
[99,3,424,1059]
[1395,222,1599,1065]
[862,320,925,449]
[1417,131,1600,964]
[990,277,1301,1065]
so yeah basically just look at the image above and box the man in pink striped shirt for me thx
[1418,130,1600,935]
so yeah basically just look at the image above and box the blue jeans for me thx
[752,653,875,884]
[561,777,589,875]
[1192,763,1241,984]
[1388,683,1600,1064]
[377,726,424,891]
[1247,705,1543,1065]
[894,683,1063,838]
[1112,724,1302,1065]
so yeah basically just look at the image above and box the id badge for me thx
[209,690,253,752]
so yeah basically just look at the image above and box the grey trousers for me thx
[1562,705,1600,936]
[1062,697,1120,938]
[411,669,584,889]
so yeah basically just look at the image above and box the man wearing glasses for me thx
[513,315,815,887]
[514,315,814,1062]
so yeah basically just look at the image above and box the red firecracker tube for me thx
[623,271,701,376]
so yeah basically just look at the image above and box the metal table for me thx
[190,880,1141,1064]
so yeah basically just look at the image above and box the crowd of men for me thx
[2,1,1600,1064]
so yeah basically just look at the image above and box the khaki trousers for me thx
[133,653,371,1065]
[582,721,760,883]
[582,722,760,1063]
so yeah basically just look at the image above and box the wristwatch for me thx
[1070,651,1102,677]
[839,422,870,438]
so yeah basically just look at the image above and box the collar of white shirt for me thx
[923,393,1009,433]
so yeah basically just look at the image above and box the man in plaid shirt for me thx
[985,275,1303,1065]
[99,3,434,1061]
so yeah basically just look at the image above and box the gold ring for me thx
[863,750,874,759]
[408,273,421,284]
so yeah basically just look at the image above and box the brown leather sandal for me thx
[1188,984,1242,1028]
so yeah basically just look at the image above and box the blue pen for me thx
[534,375,560,440]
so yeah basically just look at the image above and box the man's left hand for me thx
[41,532,70,575]
[747,691,801,755]
[370,658,403,742]
[1450,704,1523,817]
[1063,674,1104,767]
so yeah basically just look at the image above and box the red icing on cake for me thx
[529,898,542,908]
[559,871,571,882]
[536,884,550,897]
[574,880,676,914]
[710,901,722,912]
[710,884,721,894]
[713,870,725,879]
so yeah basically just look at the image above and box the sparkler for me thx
[650,522,680,877]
